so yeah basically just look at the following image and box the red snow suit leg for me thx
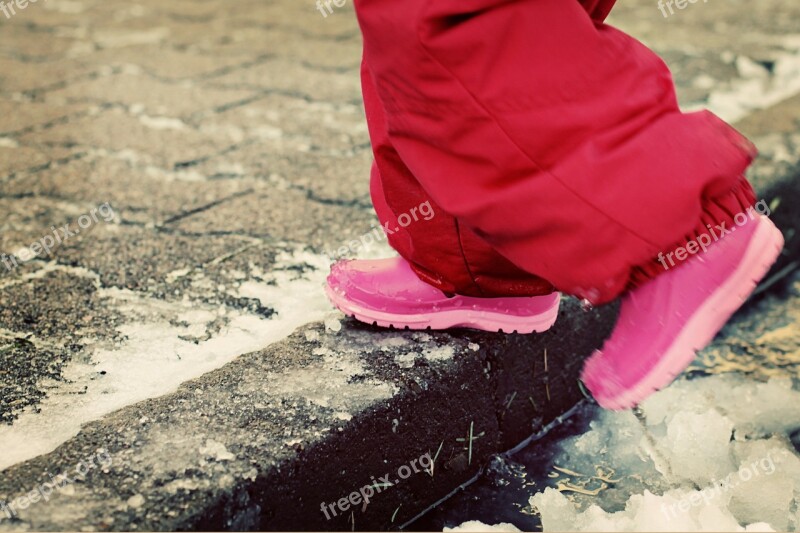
[362,61,556,297]
[356,0,757,305]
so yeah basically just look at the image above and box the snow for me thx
[526,375,800,532]
[324,316,343,332]
[689,36,800,123]
[126,495,145,509]
[445,521,521,532]
[258,341,397,412]
[0,248,335,471]
[395,351,419,369]
[199,440,236,462]
[423,345,455,362]
[138,115,187,131]
[659,409,735,485]
[532,488,774,532]
[379,336,411,348]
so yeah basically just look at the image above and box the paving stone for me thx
[0,155,260,226]
[0,56,96,95]
[167,186,376,250]
[71,45,265,81]
[0,298,618,531]
[0,100,90,136]
[0,195,102,254]
[0,339,67,425]
[0,144,85,180]
[182,25,363,69]
[42,72,256,119]
[0,24,79,59]
[16,107,238,169]
[207,57,362,104]
[226,3,359,36]
[197,92,368,151]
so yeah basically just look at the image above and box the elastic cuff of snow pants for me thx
[628,175,758,293]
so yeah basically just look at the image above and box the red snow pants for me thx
[355,0,757,305]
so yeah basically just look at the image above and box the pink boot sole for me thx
[586,217,784,410]
[325,283,560,333]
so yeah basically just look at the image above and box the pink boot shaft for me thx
[582,215,784,410]
[326,257,560,333]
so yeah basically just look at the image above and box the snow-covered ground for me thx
[0,233,397,472]
[449,374,800,532]
[690,35,800,123]
[0,248,336,470]
[535,374,800,532]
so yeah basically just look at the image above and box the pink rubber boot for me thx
[325,257,560,333]
[582,215,784,410]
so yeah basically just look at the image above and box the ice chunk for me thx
[445,521,521,532]
[532,375,797,531]
[659,409,735,485]
[459,373,800,532]
[379,336,410,348]
[730,475,794,531]
[423,345,455,362]
[640,375,800,437]
[736,56,770,79]
[530,488,588,531]
[396,352,418,369]
[726,378,800,438]
[530,487,775,532]
[199,439,235,462]
[728,441,800,531]
[324,317,342,332]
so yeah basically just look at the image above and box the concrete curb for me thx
[2,164,797,532]
[0,298,617,531]
[1,150,798,532]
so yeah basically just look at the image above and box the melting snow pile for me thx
[453,374,800,532]
[532,374,800,532]
[446,521,521,532]
[699,37,800,124]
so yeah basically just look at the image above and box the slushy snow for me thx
[451,374,800,532]
[528,374,800,532]
[445,521,522,532]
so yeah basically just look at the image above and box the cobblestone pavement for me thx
[0,0,799,530]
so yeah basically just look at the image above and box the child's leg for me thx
[361,59,555,298]
[354,0,757,305]
[322,58,562,334]
[346,0,784,406]
[578,0,617,22]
